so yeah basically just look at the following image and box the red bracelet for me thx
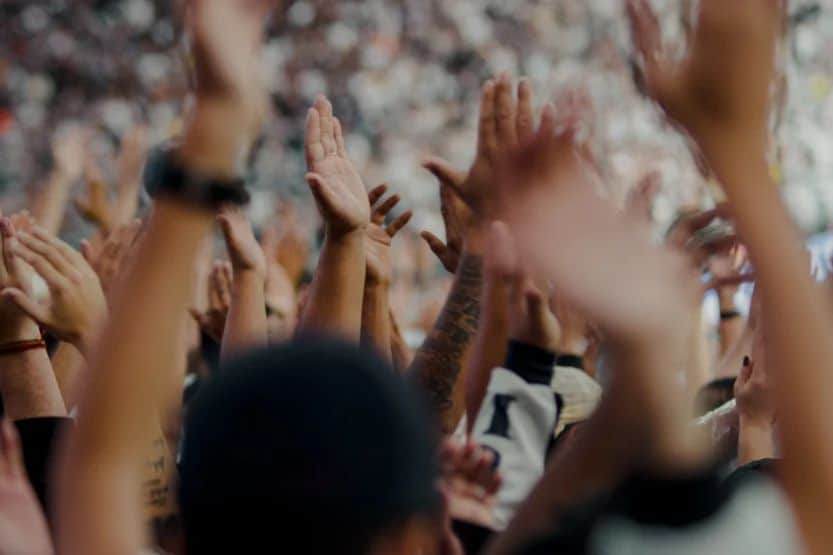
[0,339,47,356]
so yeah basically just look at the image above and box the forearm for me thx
[361,282,391,363]
[32,171,74,235]
[410,229,484,433]
[737,416,776,466]
[708,147,833,551]
[464,274,510,430]
[222,271,268,360]
[0,320,66,420]
[297,230,365,342]
[715,153,833,476]
[58,200,212,555]
[51,342,86,410]
[718,316,745,357]
[113,180,141,227]
[714,322,754,379]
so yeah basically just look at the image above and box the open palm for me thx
[305,96,370,235]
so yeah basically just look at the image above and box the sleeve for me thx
[471,341,560,529]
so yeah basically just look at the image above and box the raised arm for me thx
[411,75,540,432]
[296,97,370,341]
[31,128,87,235]
[484,119,711,554]
[52,1,273,552]
[361,184,412,362]
[0,218,65,420]
[113,126,149,227]
[218,206,268,359]
[629,0,833,551]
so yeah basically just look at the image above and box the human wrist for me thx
[738,412,774,431]
[0,318,42,345]
[325,226,365,246]
[462,221,490,253]
[232,266,267,284]
[178,97,255,179]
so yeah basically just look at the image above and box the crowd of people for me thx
[0,0,833,554]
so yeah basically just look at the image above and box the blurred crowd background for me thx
[1,0,833,306]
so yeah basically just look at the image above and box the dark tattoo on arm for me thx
[410,254,482,431]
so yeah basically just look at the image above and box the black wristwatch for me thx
[143,144,250,208]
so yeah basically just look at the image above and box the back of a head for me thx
[179,338,440,554]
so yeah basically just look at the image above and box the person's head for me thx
[179,338,441,554]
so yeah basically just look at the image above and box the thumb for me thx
[422,157,466,190]
[306,173,339,216]
[1,288,48,325]
[420,231,448,258]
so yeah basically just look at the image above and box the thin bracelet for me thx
[0,339,47,356]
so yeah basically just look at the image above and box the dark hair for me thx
[178,338,440,554]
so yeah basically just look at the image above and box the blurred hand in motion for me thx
[440,439,502,530]
[488,222,561,353]
[51,126,88,183]
[305,96,371,237]
[419,182,471,274]
[81,220,143,300]
[2,226,106,354]
[495,121,701,345]
[180,0,277,173]
[116,125,148,189]
[0,420,54,555]
[365,184,412,286]
[74,154,114,233]
[190,0,274,123]
[0,217,40,344]
[191,261,232,343]
[627,0,783,161]
[262,200,309,287]
[218,206,267,279]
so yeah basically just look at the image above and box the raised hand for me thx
[0,217,40,344]
[116,125,148,190]
[2,226,106,354]
[81,220,142,299]
[440,439,502,529]
[419,183,469,274]
[627,0,783,160]
[423,75,543,221]
[114,125,149,225]
[190,261,232,343]
[497,121,701,345]
[75,155,114,233]
[365,184,412,286]
[218,206,267,278]
[262,200,309,287]
[180,0,276,174]
[0,420,54,555]
[51,126,88,183]
[488,222,561,352]
[190,0,273,112]
[305,96,371,236]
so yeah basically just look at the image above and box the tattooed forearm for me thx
[410,253,483,432]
